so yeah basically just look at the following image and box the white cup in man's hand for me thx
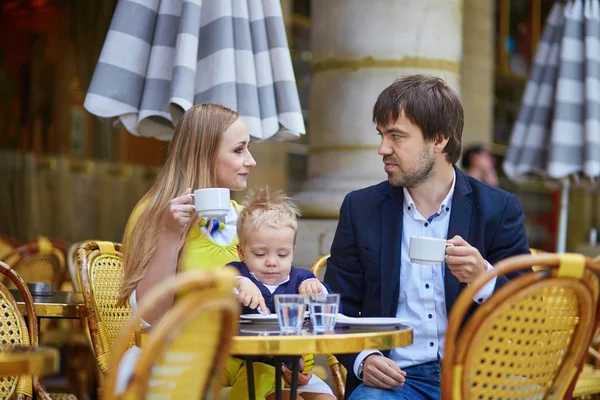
[190,188,230,217]
[409,236,453,265]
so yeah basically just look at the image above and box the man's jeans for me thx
[348,361,441,400]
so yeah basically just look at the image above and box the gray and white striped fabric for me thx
[503,0,600,183]
[84,0,305,141]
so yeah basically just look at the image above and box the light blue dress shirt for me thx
[353,171,497,377]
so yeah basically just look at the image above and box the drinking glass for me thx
[309,293,340,332]
[274,294,307,333]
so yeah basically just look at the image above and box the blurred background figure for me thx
[461,144,498,187]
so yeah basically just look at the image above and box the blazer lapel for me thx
[445,167,473,313]
[381,185,404,317]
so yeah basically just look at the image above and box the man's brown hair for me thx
[373,75,464,164]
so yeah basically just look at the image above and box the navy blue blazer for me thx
[323,167,530,398]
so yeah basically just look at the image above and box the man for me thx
[461,144,499,186]
[323,75,529,399]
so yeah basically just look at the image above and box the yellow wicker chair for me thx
[310,254,347,400]
[442,253,600,400]
[529,247,547,271]
[0,261,77,400]
[572,327,600,399]
[0,237,69,289]
[533,250,600,399]
[0,262,36,400]
[77,241,132,375]
[102,269,239,399]
[0,235,20,261]
[65,242,84,292]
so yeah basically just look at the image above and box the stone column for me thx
[293,0,464,267]
[461,0,494,149]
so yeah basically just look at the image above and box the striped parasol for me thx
[84,0,305,141]
[503,0,600,251]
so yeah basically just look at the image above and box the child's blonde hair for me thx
[237,187,301,247]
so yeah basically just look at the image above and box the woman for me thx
[115,103,256,393]
[118,103,255,322]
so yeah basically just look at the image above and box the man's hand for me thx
[298,279,325,295]
[362,355,406,389]
[445,235,487,283]
[236,278,268,313]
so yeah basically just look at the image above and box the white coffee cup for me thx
[190,188,230,218]
[409,236,452,265]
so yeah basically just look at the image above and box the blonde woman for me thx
[115,103,256,393]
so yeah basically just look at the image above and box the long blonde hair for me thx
[118,103,239,306]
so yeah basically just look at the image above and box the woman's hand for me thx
[237,278,268,312]
[161,188,195,236]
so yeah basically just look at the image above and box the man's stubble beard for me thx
[387,148,434,188]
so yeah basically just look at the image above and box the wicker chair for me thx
[0,261,77,399]
[572,327,600,399]
[529,248,547,271]
[102,269,239,399]
[65,241,85,292]
[77,241,132,375]
[0,235,20,260]
[442,253,600,400]
[0,237,67,289]
[310,254,347,400]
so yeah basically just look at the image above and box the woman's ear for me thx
[237,244,245,262]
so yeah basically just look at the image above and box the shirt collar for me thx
[403,169,456,216]
[211,201,237,224]
[249,272,291,294]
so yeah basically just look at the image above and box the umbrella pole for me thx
[556,180,570,253]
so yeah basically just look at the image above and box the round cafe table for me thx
[9,288,86,319]
[136,320,413,400]
[0,345,60,376]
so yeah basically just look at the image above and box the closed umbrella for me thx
[503,0,600,251]
[84,0,305,141]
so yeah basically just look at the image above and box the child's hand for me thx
[236,278,268,313]
[282,358,312,386]
[298,279,325,295]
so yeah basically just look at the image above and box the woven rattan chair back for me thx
[442,253,600,400]
[103,269,239,400]
[0,237,67,289]
[0,236,20,261]
[310,254,330,281]
[77,241,131,374]
[66,242,84,292]
[0,262,78,400]
[0,261,38,399]
[309,254,347,400]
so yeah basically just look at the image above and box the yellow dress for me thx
[182,201,242,270]
[125,199,242,271]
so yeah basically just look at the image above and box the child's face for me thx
[239,224,295,285]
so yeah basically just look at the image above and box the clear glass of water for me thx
[274,294,308,333]
[309,293,340,332]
